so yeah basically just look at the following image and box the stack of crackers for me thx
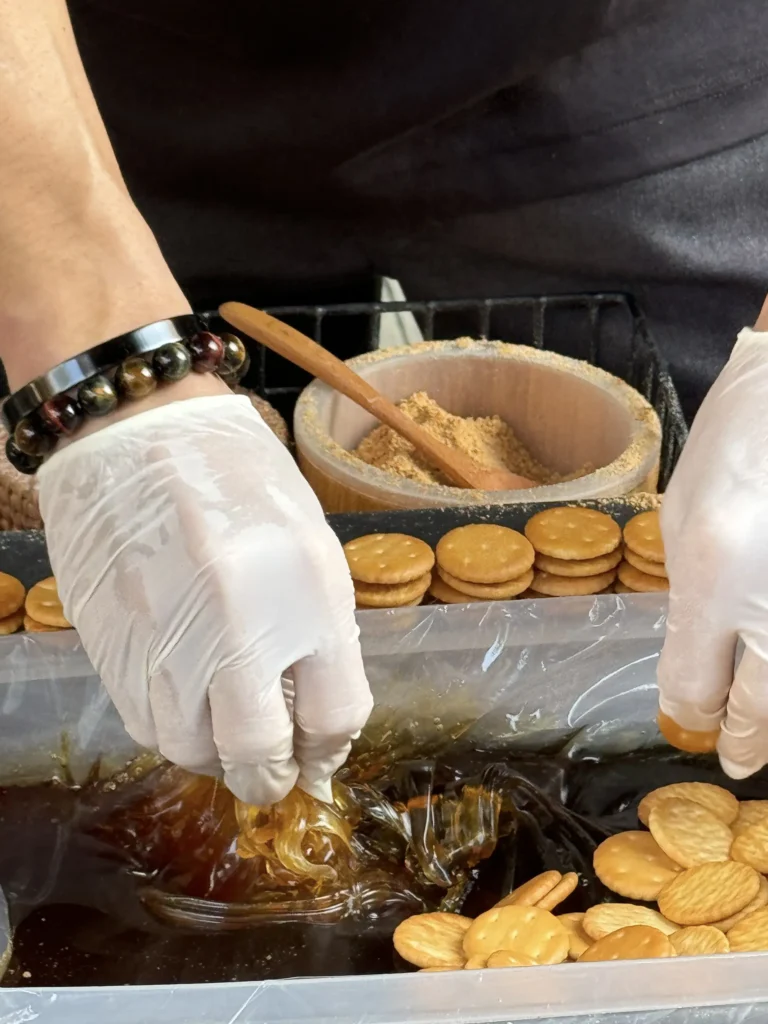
[524,507,622,597]
[616,509,669,594]
[344,533,435,610]
[0,572,72,635]
[393,781,768,970]
[429,524,535,604]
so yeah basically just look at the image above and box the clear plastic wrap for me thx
[0,593,766,1024]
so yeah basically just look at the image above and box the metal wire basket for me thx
[204,292,687,489]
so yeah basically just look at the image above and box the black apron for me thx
[69,0,768,419]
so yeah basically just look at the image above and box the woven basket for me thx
[0,391,291,532]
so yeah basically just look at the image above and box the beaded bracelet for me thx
[2,316,249,475]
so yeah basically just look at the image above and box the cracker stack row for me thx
[0,572,73,635]
[429,524,535,604]
[616,509,669,594]
[524,507,622,597]
[344,533,435,609]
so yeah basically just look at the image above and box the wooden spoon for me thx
[219,302,536,491]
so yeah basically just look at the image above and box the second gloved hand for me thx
[658,326,768,779]
[37,393,373,805]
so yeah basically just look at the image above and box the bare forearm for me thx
[0,0,188,390]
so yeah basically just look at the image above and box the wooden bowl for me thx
[294,340,661,513]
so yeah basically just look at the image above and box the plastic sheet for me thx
[1,593,767,1023]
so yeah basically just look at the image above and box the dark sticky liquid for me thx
[1,753,767,987]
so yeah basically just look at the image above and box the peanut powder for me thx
[353,391,590,486]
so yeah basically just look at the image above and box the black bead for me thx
[39,394,83,436]
[5,436,44,475]
[188,331,225,373]
[14,416,56,457]
[153,342,192,382]
[78,375,118,417]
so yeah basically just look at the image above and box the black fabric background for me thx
[67,0,768,419]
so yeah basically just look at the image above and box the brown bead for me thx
[14,417,56,457]
[39,395,83,436]
[188,331,225,373]
[115,357,157,400]
[78,375,118,417]
[220,333,248,374]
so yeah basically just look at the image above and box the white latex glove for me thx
[658,326,768,779]
[37,393,373,805]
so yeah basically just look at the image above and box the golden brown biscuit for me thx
[557,912,592,960]
[533,548,623,577]
[486,950,539,968]
[463,905,569,965]
[657,711,719,754]
[436,524,535,584]
[578,925,675,962]
[623,547,668,578]
[0,572,25,619]
[648,797,733,868]
[657,862,760,926]
[536,872,579,911]
[343,533,434,584]
[25,577,71,628]
[528,569,617,597]
[0,608,24,635]
[726,908,768,953]
[353,572,431,608]
[593,832,681,901]
[436,566,533,600]
[525,507,621,560]
[428,573,483,604]
[617,562,670,593]
[583,903,677,941]
[393,913,472,969]
[494,870,563,909]
[669,926,729,956]
[638,783,739,827]
[623,510,665,563]
[23,615,67,633]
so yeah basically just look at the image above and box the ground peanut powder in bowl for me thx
[352,391,591,486]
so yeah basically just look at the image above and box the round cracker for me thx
[428,573,483,604]
[593,831,681,901]
[495,870,562,909]
[731,818,768,873]
[536,872,579,912]
[525,507,621,560]
[734,801,768,835]
[657,711,720,754]
[463,905,569,965]
[436,525,534,584]
[638,783,739,827]
[533,548,622,578]
[436,566,533,599]
[710,876,768,932]
[733,800,768,839]
[528,569,617,597]
[353,572,430,607]
[623,547,668,578]
[0,572,25,619]
[648,798,733,868]
[623,510,665,563]
[657,861,760,926]
[583,903,678,941]
[464,955,487,970]
[486,950,539,968]
[726,907,768,952]
[0,608,24,635]
[25,577,71,628]
[393,912,472,968]
[23,614,67,633]
[356,594,424,610]
[343,533,434,584]
[578,925,675,962]
[669,926,729,957]
[617,561,669,593]
[420,966,458,972]
[557,912,592,960]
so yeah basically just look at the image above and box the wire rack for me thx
[204,292,687,489]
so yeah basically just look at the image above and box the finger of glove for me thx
[209,665,299,806]
[292,632,373,804]
[148,664,222,778]
[657,589,735,733]
[718,644,768,779]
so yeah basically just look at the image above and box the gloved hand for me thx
[658,326,768,779]
[37,391,373,805]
